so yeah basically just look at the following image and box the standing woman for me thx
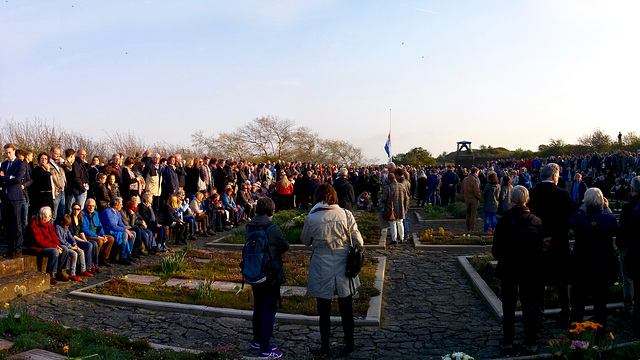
[184,158,200,199]
[483,172,501,233]
[380,173,410,245]
[301,183,364,358]
[31,153,55,216]
[569,188,620,329]
[121,157,139,201]
[275,174,294,210]
[498,176,513,214]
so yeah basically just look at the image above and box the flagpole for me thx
[389,109,392,162]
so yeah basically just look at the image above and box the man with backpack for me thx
[241,197,289,359]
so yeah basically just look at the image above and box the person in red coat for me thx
[24,206,70,284]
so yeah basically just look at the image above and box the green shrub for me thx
[13,332,55,351]
[469,253,495,272]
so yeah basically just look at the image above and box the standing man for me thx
[461,167,481,232]
[200,156,213,193]
[332,168,355,211]
[617,176,640,322]
[528,163,574,327]
[0,144,27,258]
[49,146,70,221]
[143,153,162,214]
[441,166,460,206]
[64,149,90,212]
[161,156,179,206]
[245,197,288,359]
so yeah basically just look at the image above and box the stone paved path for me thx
[4,209,637,359]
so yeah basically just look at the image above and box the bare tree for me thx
[577,128,612,152]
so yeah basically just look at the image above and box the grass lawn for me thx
[419,203,466,220]
[87,248,380,317]
[0,304,234,359]
[219,209,381,246]
[417,228,493,245]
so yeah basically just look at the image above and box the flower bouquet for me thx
[442,352,475,360]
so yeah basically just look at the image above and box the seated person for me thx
[163,195,189,245]
[69,202,99,274]
[55,215,88,281]
[82,198,115,267]
[138,192,170,252]
[177,190,198,239]
[190,191,214,236]
[357,192,371,210]
[100,197,136,265]
[24,206,71,284]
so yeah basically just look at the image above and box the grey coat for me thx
[483,183,501,213]
[301,202,364,299]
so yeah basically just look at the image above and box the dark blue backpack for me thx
[241,224,276,285]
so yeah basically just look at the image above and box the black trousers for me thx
[501,278,539,345]
[317,295,354,349]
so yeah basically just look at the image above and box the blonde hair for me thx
[280,175,291,188]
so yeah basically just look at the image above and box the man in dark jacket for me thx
[528,163,574,326]
[332,168,355,211]
[619,176,640,334]
[245,197,289,359]
[441,166,460,206]
[0,144,27,258]
[492,185,543,354]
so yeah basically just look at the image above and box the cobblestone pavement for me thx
[6,208,637,359]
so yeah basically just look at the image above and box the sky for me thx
[2,0,640,163]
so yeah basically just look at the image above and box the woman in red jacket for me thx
[275,173,294,210]
[25,206,71,284]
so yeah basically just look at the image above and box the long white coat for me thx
[301,202,364,299]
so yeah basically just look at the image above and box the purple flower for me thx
[570,340,589,349]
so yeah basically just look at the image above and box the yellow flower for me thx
[3,303,9,309]
[63,345,69,353]
[610,332,614,340]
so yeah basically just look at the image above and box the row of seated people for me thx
[22,189,233,285]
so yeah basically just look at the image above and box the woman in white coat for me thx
[302,183,364,358]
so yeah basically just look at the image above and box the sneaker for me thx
[389,241,397,246]
[69,275,83,282]
[251,342,277,351]
[80,271,94,277]
[258,350,282,359]
[49,275,58,285]
[99,258,112,267]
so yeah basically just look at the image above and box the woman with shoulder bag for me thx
[302,184,365,358]
[380,173,409,245]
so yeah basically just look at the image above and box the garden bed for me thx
[458,255,623,321]
[72,249,385,325]
[417,203,467,220]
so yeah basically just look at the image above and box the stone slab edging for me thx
[412,233,493,252]
[206,229,387,250]
[457,255,623,322]
[69,257,386,327]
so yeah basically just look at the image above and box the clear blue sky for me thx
[2,0,639,162]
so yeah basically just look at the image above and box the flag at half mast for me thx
[384,133,391,158]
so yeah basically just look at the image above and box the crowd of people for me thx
[2,141,640,357]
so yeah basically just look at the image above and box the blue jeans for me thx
[67,191,88,213]
[183,214,196,235]
[140,228,157,250]
[119,232,136,258]
[484,211,497,232]
[52,190,65,221]
[77,240,97,269]
[252,284,279,352]
[40,247,69,274]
